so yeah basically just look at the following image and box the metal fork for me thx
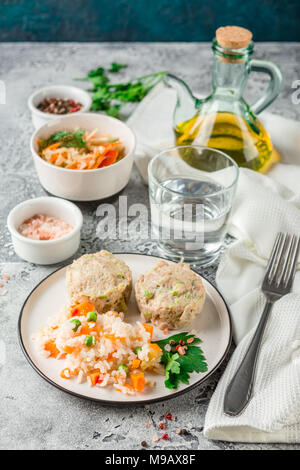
[224,232,300,417]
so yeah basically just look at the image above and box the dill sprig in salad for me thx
[38,129,87,152]
[76,63,167,119]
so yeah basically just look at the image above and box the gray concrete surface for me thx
[0,42,299,450]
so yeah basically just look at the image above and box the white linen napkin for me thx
[128,83,300,443]
[204,170,300,443]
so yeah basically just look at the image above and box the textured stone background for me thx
[0,42,299,450]
[0,0,300,42]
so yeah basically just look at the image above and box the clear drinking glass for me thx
[148,145,239,266]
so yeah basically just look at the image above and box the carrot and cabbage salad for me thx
[37,128,125,170]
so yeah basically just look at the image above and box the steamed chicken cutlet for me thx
[135,261,205,330]
[66,251,132,313]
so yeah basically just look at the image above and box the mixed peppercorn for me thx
[37,97,82,114]
[165,336,194,356]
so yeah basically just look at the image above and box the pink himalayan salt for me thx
[18,214,72,241]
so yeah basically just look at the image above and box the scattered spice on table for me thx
[37,98,82,115]
[159,421,166,430]
[141,440,148,448]
[0,289,8,296]
[3,275,10,280]
[152,434,159,442]
[164,412,176,421]
[161,433,168,440]
[145,422,150,429]
[175,428,190,436]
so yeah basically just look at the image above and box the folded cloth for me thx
[128,83,300,443]
[127,82,177,183]
[204,170,300,443]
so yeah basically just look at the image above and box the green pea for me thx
[70,318,81,332]
[86,311,97,322]
[119,298,128,312]
[172,291,178,296]
[84,335,96,347]
[144,289,152,299]
[118,364,129,373]
[134,346,142,355]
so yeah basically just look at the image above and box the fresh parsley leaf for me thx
[153,332,208,390]
[75,64,167,119]
[165,353,181,376]
[109,62,127,73]
[106,104,121,118]
[87,67,105,78]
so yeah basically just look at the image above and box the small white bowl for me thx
[30,112,135,201]
[7,197,83,265]
[28,85,92,129]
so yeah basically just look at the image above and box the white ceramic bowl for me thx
[30,112,136,201]
[7,197,83,265]
[28,85,92,129]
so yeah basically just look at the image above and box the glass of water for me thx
[148,145,239,266]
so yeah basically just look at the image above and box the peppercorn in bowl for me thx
[28,85,92,129]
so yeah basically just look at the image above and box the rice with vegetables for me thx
[37,128,125,170]
[33,301,162,395]
[66,251,132,314]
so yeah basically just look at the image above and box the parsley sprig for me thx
[76,63,167,119]
[154,332,208,389]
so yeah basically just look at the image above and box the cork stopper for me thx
[216,26,252,49]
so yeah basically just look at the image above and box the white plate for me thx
[18,253,232,405]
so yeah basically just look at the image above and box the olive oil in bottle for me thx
[175,111,273,172]
[169,26,282,173]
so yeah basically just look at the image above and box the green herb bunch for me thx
[154,332,208,389]
[76,63,167,119]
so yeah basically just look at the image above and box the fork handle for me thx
[224,300,273,416]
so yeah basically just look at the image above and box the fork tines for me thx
[265,233,300,288]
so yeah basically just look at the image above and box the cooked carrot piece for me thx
[63,345,77,354]
[115,383,133,394]
[130,372,145,392]
[93,154,106,169]
[71,301,95,317]
[131,358,141,370]
[114,373,124,383]
[60,368,71,379]
[148,343,162,360]
[80,323,96,335]
[107,352,115,361]
[104,333,126,342]
[44,340,60,358]
[49,152,59,164]
[88,369,100,386]
[142,323,153,341]
[68,162,79,169]
[45,142,61,151]
[99,149,118,168]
